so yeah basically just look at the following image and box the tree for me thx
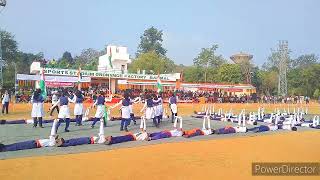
[0,30,19,64]
[75,48,101,65]
[129,51,174,74]
[61,51,74,65]
[291,54,318,69]
[260,70,278,95]
[193,44,226,82]
[136,26,167,56]
[183,66,204,82]
[313,89,320,99]
[216,64,243,84]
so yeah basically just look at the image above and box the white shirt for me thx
[38,136,56,147]
[169,129,183,137]
[234,126,247,133]
[2,94,9,104]
[267,124,278,131]
[202,129,213,135]
[51,94,58,104]
[134,132,148,141]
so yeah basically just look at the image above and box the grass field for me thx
[0,102,319,180]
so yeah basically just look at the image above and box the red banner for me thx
[46,82,74,87]
[227,88,243,92]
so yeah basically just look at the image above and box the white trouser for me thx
[140,116,146,131]
[174,116,183,129]
[97,119,105,144]
[50,119,58,137]
[202,115,211,130]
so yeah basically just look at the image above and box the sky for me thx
[0,0,319,66]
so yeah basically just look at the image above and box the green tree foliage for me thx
[216,64,243,84]
[291,54,318,69]
[193,44,226,82]
[136,26,167,56]
[313,89,320,99]
[0,30,18,64]
[61,51,74,64]
[259,70,278,95]
[129,51,174,74]
[183,66,204,82]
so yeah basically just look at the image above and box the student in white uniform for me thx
[91,91,112,128]
[168,93,178,123]
[111,92,140,131]
[49,90,75,132]
[72,90,84,126]
[153,94,163,125]
[140,94,157,128]
[129,94,137,125]
[31,89,45,128]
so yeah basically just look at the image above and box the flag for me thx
[39,68,47,98]
[103,106,108,126]
[77,67,82,90]
[176,72,183,90]
[156,74,163,93]
[108,47,113,69]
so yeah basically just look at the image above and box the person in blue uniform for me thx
[168,93,178,123]
[91,91,112,128]
[110,92,140,131]
[49,90,75,132]
[72,90,84,126]
[153,94,163,125]
[129,94,137,125]
[140,94,158,128]
[31,88,45,128]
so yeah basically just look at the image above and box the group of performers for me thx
[2,88,319,153]
[29,88,179,133]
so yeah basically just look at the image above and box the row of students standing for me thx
[140,93,164,128]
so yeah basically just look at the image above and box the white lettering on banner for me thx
[44,68,178,81]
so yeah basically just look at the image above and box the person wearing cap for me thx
[31,89,45,128]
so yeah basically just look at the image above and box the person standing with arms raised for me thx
[31,89,45,128]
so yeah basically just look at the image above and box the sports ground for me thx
[0,103,319,180]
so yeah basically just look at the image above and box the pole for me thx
[108,75,111,94]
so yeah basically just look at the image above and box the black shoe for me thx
[65,129,70,132]
[125,128,129,132]
[91,125,94,128]
[0,143,5,152]
[120,128,124,131]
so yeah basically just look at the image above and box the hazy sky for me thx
[0,0,319,65]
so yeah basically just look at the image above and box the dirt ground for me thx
[0,102,319,180]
